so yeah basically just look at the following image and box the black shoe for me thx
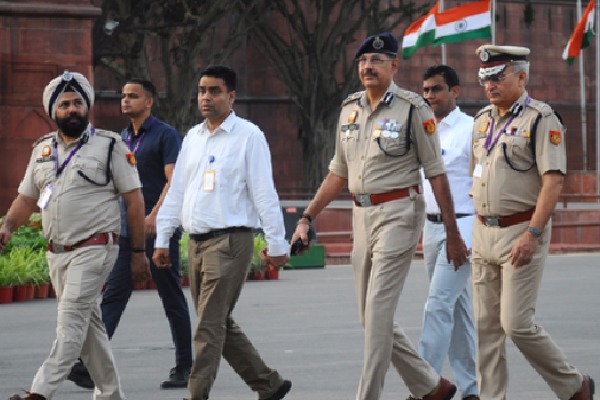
[265,380,292,400]
[160,366,191,389]
[9,392,46,400]
[67,359,94,390]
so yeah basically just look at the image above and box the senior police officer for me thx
[470,45,594,400]
[292,33,468,400]
[0,71,149,400]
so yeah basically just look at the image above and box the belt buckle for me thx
[355,194,372,207]
[485,217,500,227]
[52,243,66,253]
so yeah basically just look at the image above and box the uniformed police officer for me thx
[292,32,468,400]
[1,71,150,400]
[470,45,594,400]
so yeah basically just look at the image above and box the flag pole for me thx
[596,0,600,193]
[577,0,588,171]
[491,0,496,44]
[441,0,446,64]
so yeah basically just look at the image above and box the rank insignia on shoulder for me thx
[549,130,561,145]
[422,118,436,135]
[41,145,52,158]
[382,92,393,105]
[126,151,137,165]
[479,120,490,133]
[348,110,358,124]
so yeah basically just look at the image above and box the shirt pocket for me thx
[33,163,55,190]
[341,127,359,162]
[501,136,533,171]
[376,125,409,157]
[70,155,106,186]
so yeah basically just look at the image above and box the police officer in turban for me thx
[1,71,150,400]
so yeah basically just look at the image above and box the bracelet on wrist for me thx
[132,247,146,253]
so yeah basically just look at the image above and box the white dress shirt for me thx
[423,106,475,215]
[156,111,288,256]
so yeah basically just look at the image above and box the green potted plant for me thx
[248,233,267,280]
[0,256,18,304]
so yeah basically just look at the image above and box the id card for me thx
[473,163,483,178]
[203,169,215,192]
[37,184,53,209]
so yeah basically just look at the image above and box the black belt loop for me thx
[189,227,253,242]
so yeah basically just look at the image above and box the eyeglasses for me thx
[356,55,394,66]
[478,71,519,86]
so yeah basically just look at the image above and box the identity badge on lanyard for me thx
[203,155,216,192]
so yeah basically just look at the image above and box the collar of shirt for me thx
[198,111,236,136]
[491,90,529,119]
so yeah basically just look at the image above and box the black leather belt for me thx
[426,214,472,223]
[189,227,252,242]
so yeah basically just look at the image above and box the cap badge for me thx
[373,36,384,50]
[61,70,73,82]
[479,49,490,62]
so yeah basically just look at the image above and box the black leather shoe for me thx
[67,359,94,390]
[160,366,191,389]
[9,392,46,400]
[265,380,292,400]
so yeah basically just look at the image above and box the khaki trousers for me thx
[187,231,284,400]
[352,194,439,400]
[472,219,582,400]
[32,242,125,400]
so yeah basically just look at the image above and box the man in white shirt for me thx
[413,65,479,400]
[153,65,291,400]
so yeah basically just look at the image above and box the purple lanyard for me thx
[484,97,530,154]
[127,116,157,154]
[54,125,94,178]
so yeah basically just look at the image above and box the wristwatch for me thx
[527,226,542,238]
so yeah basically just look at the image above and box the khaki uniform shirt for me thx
[329,82,445,194]
[469,91,566,216]
[18,125,142,245]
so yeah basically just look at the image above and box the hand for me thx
[509,230,538,268]
[259,249,289,269]
[152,247,171,269]
[144,214,157,238]
[130,252,151,285]
[446,232,469,270]
[0,228,11,253]
[290,222,311,256]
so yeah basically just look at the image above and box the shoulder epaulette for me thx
[394,88,427,107]
[342,91,363,106]
[95,129,124,142]
[474,105,493,119]
[32,133,54,148]
[527,99,553,117]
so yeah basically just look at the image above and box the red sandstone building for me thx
[1,0,599,254]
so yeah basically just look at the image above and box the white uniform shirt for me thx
[423,107,475,215]
[155,111,288,256]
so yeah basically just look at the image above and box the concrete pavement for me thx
[1,253,599,400]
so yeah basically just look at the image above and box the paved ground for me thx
[1,253,599,400]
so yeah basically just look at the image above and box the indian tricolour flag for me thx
[402,2,439,60]
[562,0,595,64]
[434,0,492,45]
